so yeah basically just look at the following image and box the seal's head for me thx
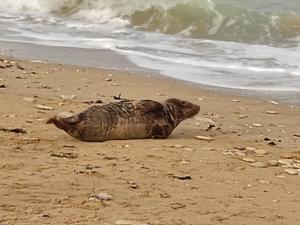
[165,98,200,120]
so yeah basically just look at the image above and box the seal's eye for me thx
[181,101,188,105]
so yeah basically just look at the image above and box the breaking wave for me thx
[1,0,300,43]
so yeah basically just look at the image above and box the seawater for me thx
[0,0,300,93]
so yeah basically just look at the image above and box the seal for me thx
[47,98,200,142]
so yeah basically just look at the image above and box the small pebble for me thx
[89,193,113,201]
[284,169,299,175]
[293,163,300,169]
[173,144,184,148]
[252,123,263,127]
[242,157,256,163]
[267,160,279,167]
[36,104,53,110]
[235,151,246,157]
[195,135,214,141]
[254,149,268,156]
[266,111,278,115]
[280,154,294,159]
[239,114,248,119]
[278,159,294,167]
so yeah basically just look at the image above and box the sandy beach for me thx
[0,57,300,225]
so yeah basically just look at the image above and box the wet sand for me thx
[0,57,300,225]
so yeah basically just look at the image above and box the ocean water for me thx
[0,0,300,94]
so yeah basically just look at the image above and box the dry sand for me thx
[0,57,300,225]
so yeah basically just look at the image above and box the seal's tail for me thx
[47,116,67,131]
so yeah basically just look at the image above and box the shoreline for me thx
[0,55,300,225]
[1,40,299,105]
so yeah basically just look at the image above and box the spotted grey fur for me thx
[47,98,200,142]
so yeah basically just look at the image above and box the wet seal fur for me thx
[47,98,200,142]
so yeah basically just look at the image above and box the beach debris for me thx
[40,84,52,89]
[252,123,263,127]
[0,127,27,134]
[267,160,279,167]
[284,169,299,175]
[195,135,214,141]
[113,94,130,101]
[23,97,36,103]
[183,147,194,151]
[232,99,240,102]
[239,114,248,119]
[268,100,279,105]
[171,144,184,148]
[105,78,112,81]
[266,111,279,115]
[41,213,50,218]
[180,160,190,164]
[16,64,25,70]
[59,94,76,101]
[267,141,276,146]
[242,157,256,163]
[205,124,215,131]
[50,152,78,159]
[173,175,192,180]
[0,84,6,88]
[250,162,268,168]
[15,75,26,79]
[293,134,300,138]
[36,104,54,110]
[88,193,113,202]
[115,220,148,225]
[171,203,186,210]
[128,181,140,189]
[197,97,204,101]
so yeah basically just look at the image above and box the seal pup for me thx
[47,98,200,142]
